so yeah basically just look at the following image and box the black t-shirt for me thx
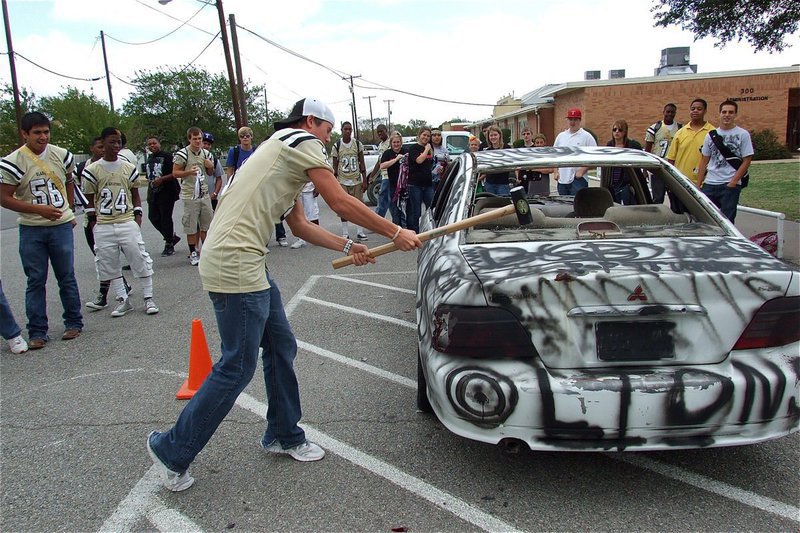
[147,150,179,197]
[380,146,407,188]
[482,144,511,184]
[407,143,433,187]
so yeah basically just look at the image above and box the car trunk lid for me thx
[461,238,794,369]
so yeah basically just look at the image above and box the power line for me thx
[354,79,494,107]
[110,71,136,86]
[235,23,347,79]
[2,51,104,81]
[133,0,215,37]
[105,2,207,46]
[235,24,495,107]
[177,30,220,74]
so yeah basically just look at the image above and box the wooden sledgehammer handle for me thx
[331,203,517,269]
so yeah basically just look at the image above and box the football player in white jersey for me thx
[0,111,83,349]
[82,127,159,317]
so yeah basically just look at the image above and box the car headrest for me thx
[573,187,614,218]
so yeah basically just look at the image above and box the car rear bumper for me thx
[424,346,800,451]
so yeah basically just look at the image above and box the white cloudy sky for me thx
[2,0,797,131]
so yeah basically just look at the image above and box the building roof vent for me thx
[584,70,601,80]
[655,47,697,76]
[609,69,626,79]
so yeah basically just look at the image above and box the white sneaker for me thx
[260,439,325,462]
[111,298,133,317]
[7,335,28,354]
[147,431,195,492]
[189,251,200,266]
[278,237,289,247]
[144,298,159,315]
[356,232,368,241]
[290,239,306,249]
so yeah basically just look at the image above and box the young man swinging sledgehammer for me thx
[146,98,422,492]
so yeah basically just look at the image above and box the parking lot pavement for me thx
[1,199,798,532]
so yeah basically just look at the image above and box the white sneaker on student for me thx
[356,232,368,241]
[111,298,133,317]
[260,439,325,462]
[278,237,289,247]
[290,239,306,249]
[7,335,28,354]
[147,431,195,492]
[189,251,200,266]
[144,298,160,315]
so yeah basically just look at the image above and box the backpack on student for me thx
[651,120,683,134]
[709,129,750,188]
[333,138,363,156]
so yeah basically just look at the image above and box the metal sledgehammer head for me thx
[510,186,532,225]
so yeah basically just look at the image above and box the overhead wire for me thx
[133,0,215,37]
[3,51,104,82]
[177,30,220,74]
[235,24,496,107]
[235,23,348,79]
[105,2,208,46]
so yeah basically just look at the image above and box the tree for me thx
[38,88,118,154]
[121,67,239,152]
[0,84,36,154]
[651,0,800,53]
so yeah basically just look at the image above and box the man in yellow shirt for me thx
[666,98,715,185]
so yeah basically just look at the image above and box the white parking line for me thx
[326,274,416,294]
[301,295,416,329]
[614,454,800,523]
[235,393,521,533]
[99,466,202,533]
[298,340,415,389]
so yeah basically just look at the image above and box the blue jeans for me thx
[150,274,304,472]
[19,222,82,340]
[570,177,589,195]
[274,222,286,240]
[611,183,631,205]
[0,280,22,340]
[701,183,741,222]
[376,179,390,218]
[407,184,434,233]
[484,182,511,196]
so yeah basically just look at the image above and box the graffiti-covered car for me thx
[416,146,799,452]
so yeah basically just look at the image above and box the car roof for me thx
[471,146,663,170]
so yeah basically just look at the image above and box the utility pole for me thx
[2,0,23,145]
[159,0,241,129]
[384,99,394,133]
[215,0,242,129]
[228,13,247,126]
[264,86,269,124]
[99,31,114,111]
[343,75,361,139]
[362,95,376,142]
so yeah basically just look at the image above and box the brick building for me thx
[474,66,799,151]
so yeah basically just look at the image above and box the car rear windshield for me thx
[466,165,727,243]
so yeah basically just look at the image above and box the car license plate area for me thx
[595,321,675,361]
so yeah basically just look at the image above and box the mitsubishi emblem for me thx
[628,285,647,301]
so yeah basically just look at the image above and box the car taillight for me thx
[432,305,537,359]
[733,296,800,350]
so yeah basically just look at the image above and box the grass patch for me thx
[740,161,800,221]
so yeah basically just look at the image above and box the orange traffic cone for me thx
[176,319,213,400]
